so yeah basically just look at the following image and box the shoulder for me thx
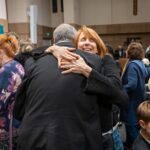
[2,60,23,73]
[31,46,49,55]
[129,60,143,66]
[132,135,150,150]
[15,46,50,66]
[128,60,147,74]
[126,60,141,69]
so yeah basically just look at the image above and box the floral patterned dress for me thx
[0,60,25,150]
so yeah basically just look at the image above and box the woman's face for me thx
[77,32,98,54]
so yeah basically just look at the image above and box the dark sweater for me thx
[84,55,129,133]
[132,134,150,150]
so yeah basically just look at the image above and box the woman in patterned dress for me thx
[0,34,25,150]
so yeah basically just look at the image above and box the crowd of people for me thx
[0,23,150,150]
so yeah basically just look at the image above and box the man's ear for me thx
[139,120,145,129]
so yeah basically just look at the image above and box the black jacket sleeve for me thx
[83,55,129,108]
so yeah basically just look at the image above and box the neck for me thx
[1,55,13,66]
[140,129,150,141]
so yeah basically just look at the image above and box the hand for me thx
[45,45,76,67]
[60,54,92,77]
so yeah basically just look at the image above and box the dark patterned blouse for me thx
[0,60,25,141]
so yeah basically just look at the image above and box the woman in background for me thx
[0,34,25,150]
[121,42,148,149]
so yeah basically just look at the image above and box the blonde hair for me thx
[74,25,107,58]
[20,39,34,53]
[0,34,19,58]
[137,101,150,123]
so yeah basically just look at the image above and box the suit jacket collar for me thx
[56,41,75,48]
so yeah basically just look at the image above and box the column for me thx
[63,0,79,24]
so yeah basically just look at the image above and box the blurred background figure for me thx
[19,39,34,53]
[0,34,25,150]
[121,42,148,149]
[15,39,34,67]
[114,45,125,60]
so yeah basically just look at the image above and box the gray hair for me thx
[53,23,77,44]
[19,39,34,53]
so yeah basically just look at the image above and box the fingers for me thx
[65,51,80,59]
[60,61,72,65]
[66,47,76,51]
[58,57,74,68]
[45,47,53,53]
[45,45,66,53]
[60,51,79,61]
[60,64,73,70]
[61,53,76,61]
[61,69,73,74]
[58,58,72,68]
[58,58,62,68]
[61,66,77,74]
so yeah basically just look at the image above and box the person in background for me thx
[142,58,150,83]
[114,45,125,60]
[132,100,150,150]
[15,39,34,66]
[142,58,150,100]
[105,43,114,58]
[0,34,25,150]
[145,45,150,62]
[121,42,148,149]
[107,45,125,150]
[46,25,128,150]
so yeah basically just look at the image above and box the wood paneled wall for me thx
[8,23,53,47]
[8,22,150,49]
[90,23,150,50]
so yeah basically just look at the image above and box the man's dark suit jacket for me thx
[16,42,103,150]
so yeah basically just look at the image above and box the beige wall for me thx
[6,0,150,26]
[7,0,52,46]
[7,0,27,23]
[7,0,51,27]
[112,0,150,24]
[50,0,64,27]
[79,0,150,25]
[63,0,80,24]
[28,0,51,27]
[6,0,150,48]
[0,0,7,19]
[79,0,112,25]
